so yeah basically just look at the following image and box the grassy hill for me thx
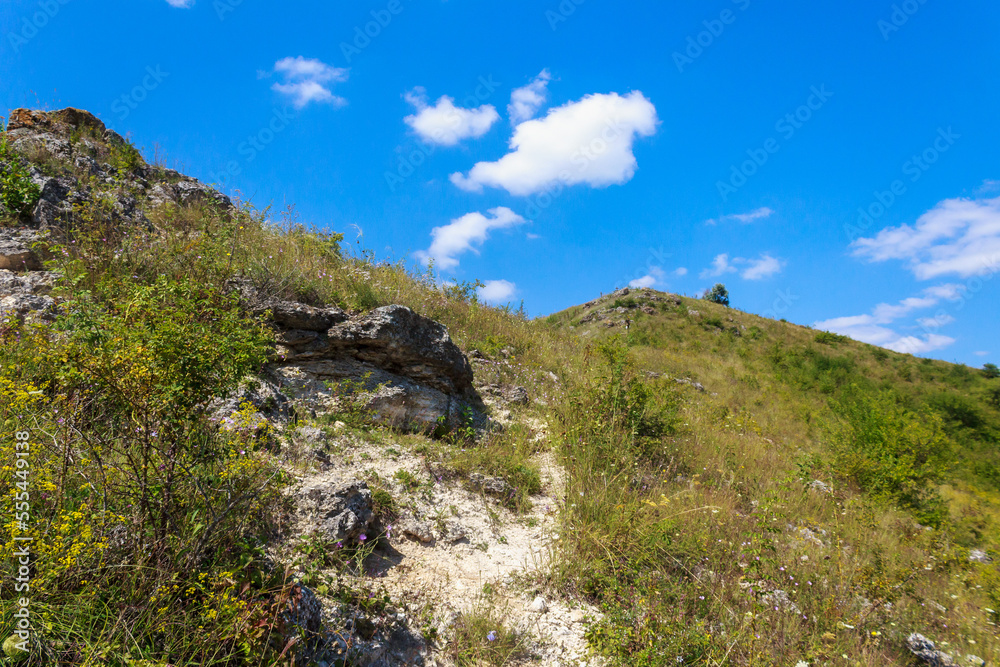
[1,110,998,666]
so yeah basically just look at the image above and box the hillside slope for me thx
[0,108,998,667]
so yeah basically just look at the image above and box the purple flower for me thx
[359,533,367,542]
[486,631,497,642]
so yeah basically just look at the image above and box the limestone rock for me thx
[298,479,374,543]
[527,596,548,613]
[468,473,514,499]
[0,229,45,271]
[325,305,474,398]
[907,633,956,666]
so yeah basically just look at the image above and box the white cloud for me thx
[451,91,658,196]
[705,206,774,226]
[414,207,526,271]
[165,0,194,6]
[813,284,963,355]
[851,195,1000,280]
[700,253,783,280]
[674,267,688,277]
[977,179,1000,194]
[404,89,499,146]
[700,254,736,279]
[974,350,990,356]
[629,266,666,289]
[741,254,784,281]
[271,56,348,109]
[508,70,551,124]
[478,279,517,304]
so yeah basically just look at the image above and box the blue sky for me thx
[2,0,999,365]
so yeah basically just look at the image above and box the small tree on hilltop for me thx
[983,363,1000,379]
[703,283,730,307]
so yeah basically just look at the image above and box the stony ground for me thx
[276,416,606,667]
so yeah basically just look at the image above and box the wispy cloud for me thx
[852,195,1000,280]
[271,56,348,109]
[813,284,964,354]
[705,206,774,226]
[165,0,195,7]
[508,69,551,124]
[700,253,784,280]
[414,207,526,271]
[404,88,500,146]
[451,90,658,196]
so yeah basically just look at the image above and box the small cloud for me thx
[741,254,784,281]
[526,232,541,240]
[916,314,955,328]
[674,267,688,276]
[700,253,782,280]
[414,207,526,271]
[700,254,737,279]
[508,69,551,124]
[271,56,348,109]
[705,206,774,226]
[451,90,658,196]
[478,279,517,303]
[974,350,990,356]
[977,179,1000,194]
[165,0,194,6]
[404,88,499,146]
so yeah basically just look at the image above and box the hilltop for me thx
[0,108,998,667]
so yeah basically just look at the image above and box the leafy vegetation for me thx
[0,136,41,218]
[702,283,729,306]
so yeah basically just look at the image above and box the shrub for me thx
[0,137,42,216]
[814,330,848,345]
[832,386,949,525]
[702,283,729,306]
[983,363,1000,379]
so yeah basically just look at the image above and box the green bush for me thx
[0,137,41,216]
[983,363,1000,379]
[702,283,729,306]
[833,387,949,525]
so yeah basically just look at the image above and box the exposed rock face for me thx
[3,107,232,232]
[325,305,475,399]
[245,293,485,433]
[0,229,45,271]
[298,479,375,543]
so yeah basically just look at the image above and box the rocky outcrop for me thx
[238,288,485,433]
[325,305,475,399]
[0,229,45,271]
[907,633,956,666]
[3,107,232,231]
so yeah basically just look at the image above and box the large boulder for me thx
[907,633,955,666]
[325,305,474,399]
